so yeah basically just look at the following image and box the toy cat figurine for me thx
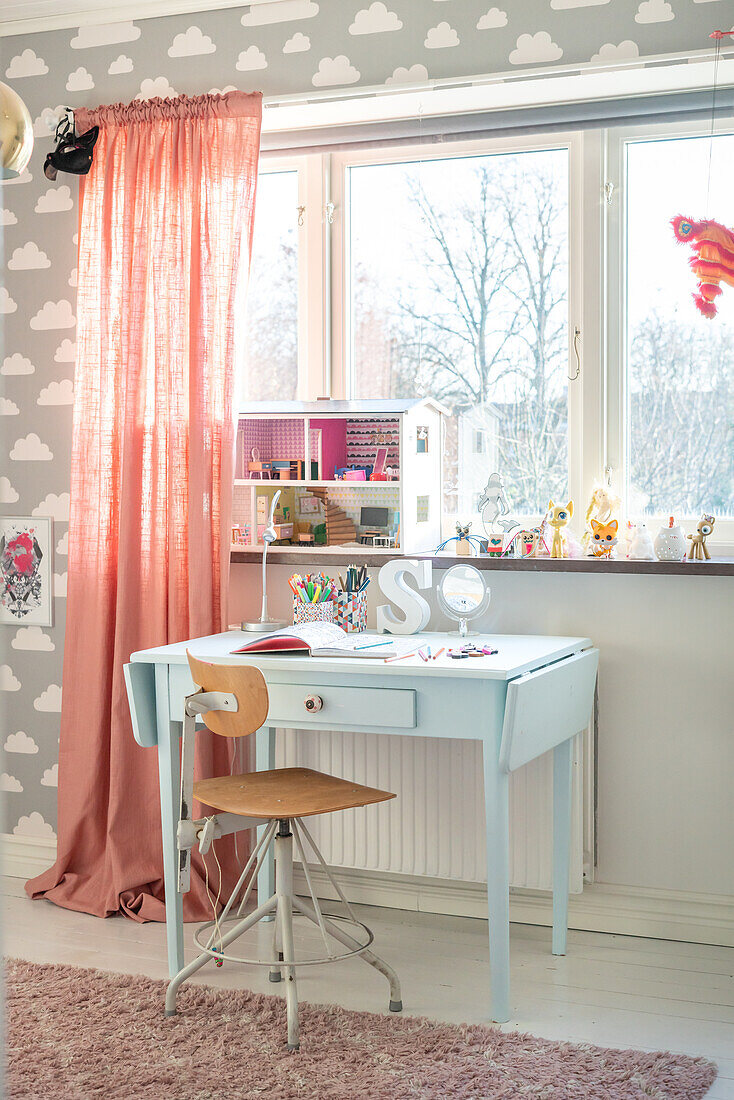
[547,500,573,559]
[589,518,618,558]
[628,522,655,561]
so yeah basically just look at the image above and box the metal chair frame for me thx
[165,683,402,1051]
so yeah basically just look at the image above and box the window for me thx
[622,131,734,521]
[240,122,733,547]
[241,169,299,403]
[344,146,570,520]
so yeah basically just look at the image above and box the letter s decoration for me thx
[376,559,432,635]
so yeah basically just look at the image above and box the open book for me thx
[231,622,399,658]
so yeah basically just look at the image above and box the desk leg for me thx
[155,665,185,977]
[483,741,510,1024]
[256,726,276,913]
[552,737,573,957]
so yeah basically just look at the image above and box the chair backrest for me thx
[187,652,269,738]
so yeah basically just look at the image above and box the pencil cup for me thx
[335,591,368,633]
[293,598,336,626]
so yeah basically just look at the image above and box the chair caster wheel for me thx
[389,1000,403,1013]
[287,1043,300,1052]
[269,969,282,983]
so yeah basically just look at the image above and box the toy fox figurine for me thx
[589,517,619,558]
[547,500,573,559]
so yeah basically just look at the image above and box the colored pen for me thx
[432,647,445,660]
[355,640,393,650]
[384,651,416,663]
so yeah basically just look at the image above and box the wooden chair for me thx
[164,652,402,1050]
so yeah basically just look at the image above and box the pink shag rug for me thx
[7,958,716,1100]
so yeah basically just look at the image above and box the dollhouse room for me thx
[1,1,733,1097]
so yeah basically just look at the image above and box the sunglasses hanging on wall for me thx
[43,108,98,181]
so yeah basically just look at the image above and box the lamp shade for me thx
[0,81,34,180]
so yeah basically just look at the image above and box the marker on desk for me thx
[355,640,392,650]
[384,651,416,664]
[432,647,445,661]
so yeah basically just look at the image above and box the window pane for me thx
[241,171,298,403]
[626,135,734,519]
[348,149,569,523]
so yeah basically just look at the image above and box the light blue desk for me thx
[125,630,597,1023]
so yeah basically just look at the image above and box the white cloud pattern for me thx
[6,50,48,78]
[0,208,18,226]
[14,812,56,839]
[312,56,360,86]
[0,666,21,692]
[66,66,94,92]
[12,627,55,651]
[41,765,59,788]
[108,55,134,75]
[54,339,77,363]
[56,531,69,555]
[54,572,68,597]
[38,379,75,405]
[591,40,640,61]
[2,354,34,375]
[1,398,20,416]
[635,0,674,20]
[509,31,563,64]
[168,26,216,57]
[34,684,62,712]
[283,32,311,53]
[425,22,459,48]
[30,300,76,329]
[0,477,20,504]
[10,434,54,461]
[5,731,38,754]
[477,7,508,28]
[33,493,70,521]
[236,46,268,71]
[35,185,74,214]
[385,64,429,84]
[350,3,403,34]
[0,287,17,313]
[1,774,23,793]
[8,242,51,270]
[137,77,177,101]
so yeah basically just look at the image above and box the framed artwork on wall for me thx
[0,515,53,627]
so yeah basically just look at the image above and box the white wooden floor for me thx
[4,875,732,1099]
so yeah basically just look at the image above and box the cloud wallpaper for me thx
[0,0,718,838]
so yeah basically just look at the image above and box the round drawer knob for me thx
[304,694,323,713]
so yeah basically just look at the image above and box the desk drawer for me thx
[167,664,415,731]
[267,683,416,730]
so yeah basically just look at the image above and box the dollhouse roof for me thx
[238,398,448,417]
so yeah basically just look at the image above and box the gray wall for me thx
[0,0,713,839]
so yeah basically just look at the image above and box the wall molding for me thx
[4,834,732,948]
[0,0,280,38]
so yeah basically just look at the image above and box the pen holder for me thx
[335,590,368,633]
[293,598,336,626]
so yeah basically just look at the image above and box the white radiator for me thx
[276,723,593,897]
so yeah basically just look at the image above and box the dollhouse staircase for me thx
[310,488,357,545]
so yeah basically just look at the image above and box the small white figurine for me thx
[653,516,687,562]
[477,471,518,537]
[627,521,655,561]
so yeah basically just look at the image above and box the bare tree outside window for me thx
[349,149,570,524]
[626,135,734,519]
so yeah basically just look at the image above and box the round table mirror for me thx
[436,564,491,636]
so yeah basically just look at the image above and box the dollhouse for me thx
[232,400,445,555]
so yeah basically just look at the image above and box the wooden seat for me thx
[195,766,395,819]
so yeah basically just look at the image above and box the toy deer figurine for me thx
[547,500,573,559]
[686,514,715,561]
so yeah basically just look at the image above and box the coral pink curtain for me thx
[27,91,262,921]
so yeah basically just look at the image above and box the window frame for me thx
[328,130,600,527]
[253,120,731,549]
[605,118,734,546]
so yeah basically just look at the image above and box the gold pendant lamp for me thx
[1,81,34,180]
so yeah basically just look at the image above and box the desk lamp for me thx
[243,489,286,632]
